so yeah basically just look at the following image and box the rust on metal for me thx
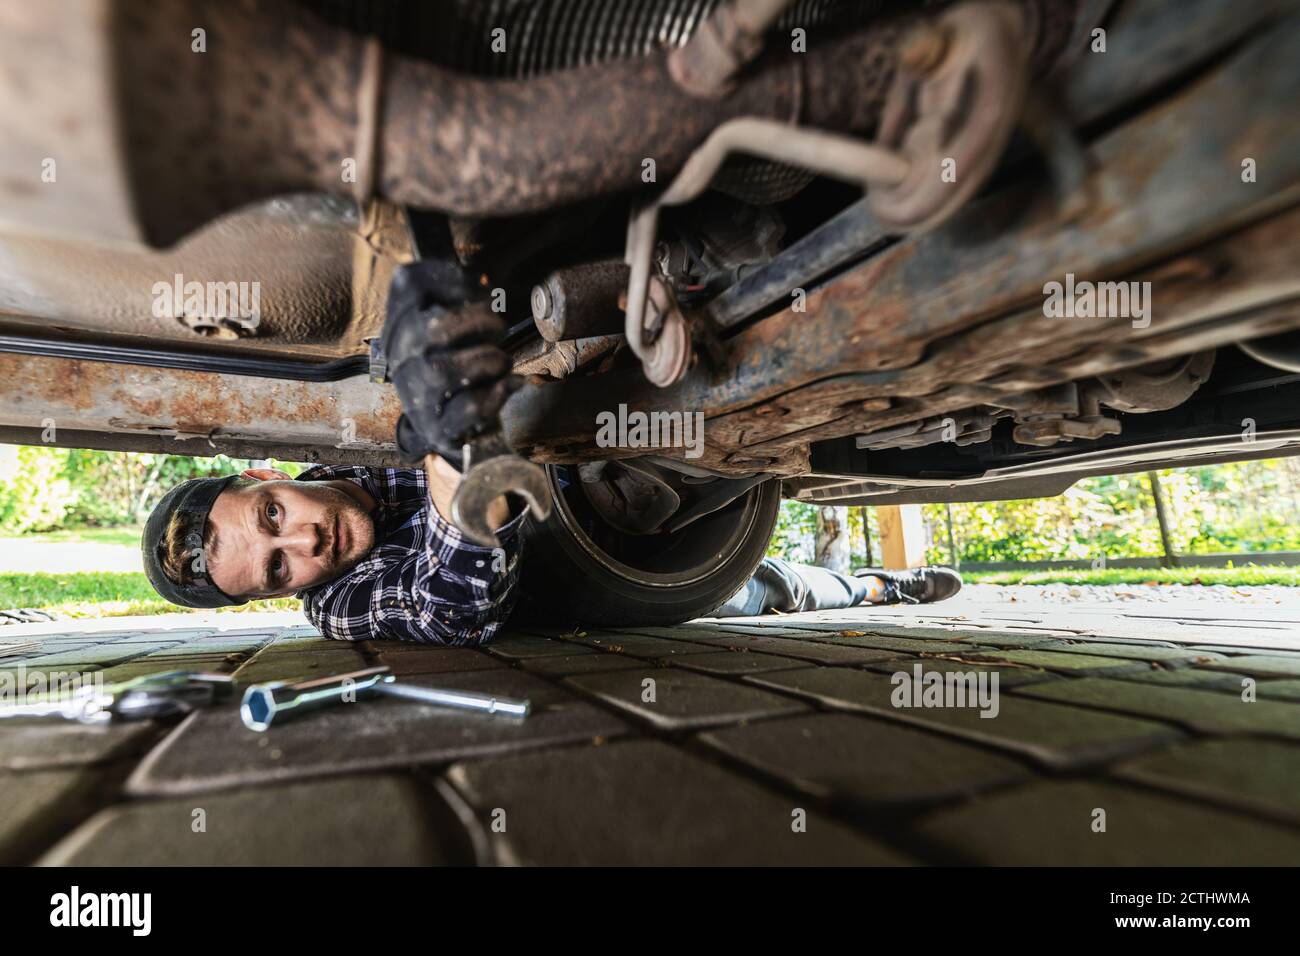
[1,0,1072,248]
[502,16,1300,475]
[0,352,401,460]
[531,261,631,343]
[869,1,1033,231]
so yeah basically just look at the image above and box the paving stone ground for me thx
[1,598,1299,865]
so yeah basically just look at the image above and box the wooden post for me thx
[877,504,926,570]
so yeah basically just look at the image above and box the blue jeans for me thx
[712,557,874,617]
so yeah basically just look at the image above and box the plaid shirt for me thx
[295,465,527,645]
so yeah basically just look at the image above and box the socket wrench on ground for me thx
[240,665,530,731]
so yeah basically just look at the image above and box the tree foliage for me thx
[770,457,1300,566]
[0,446,305,533]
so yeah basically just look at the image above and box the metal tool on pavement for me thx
[239,665,531,731]
[450,430,552,549]
[0,670,233,725]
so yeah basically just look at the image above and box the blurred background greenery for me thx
[0,445,306,533]
[770,457,1300,566]
[0,446,306,618]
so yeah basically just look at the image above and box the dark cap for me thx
[142,475,245,608]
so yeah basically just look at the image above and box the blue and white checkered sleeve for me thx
[301,570,380,642]
[368,501,529,646]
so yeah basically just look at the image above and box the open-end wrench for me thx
[451,429,551,549]
[380,255,553,548]
[0,670,233,724]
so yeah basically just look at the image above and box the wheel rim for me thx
[545,464,771,588]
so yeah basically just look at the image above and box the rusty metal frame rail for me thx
[0,353,402,463]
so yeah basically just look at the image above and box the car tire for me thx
[510,464,782,627]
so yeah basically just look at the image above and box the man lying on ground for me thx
[142,263,960,643]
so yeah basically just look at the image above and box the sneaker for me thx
[862,566,962,605]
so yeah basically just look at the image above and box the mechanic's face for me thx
[206,469,376,600]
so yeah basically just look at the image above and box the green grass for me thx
[962,565,1300,587]
[0,571,300,619]
[1,525,144,548]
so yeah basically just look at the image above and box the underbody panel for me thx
[0,0,1296,505]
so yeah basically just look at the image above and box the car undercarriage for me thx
[1,0,1297,621]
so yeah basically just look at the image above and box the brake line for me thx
[0,335,368,382]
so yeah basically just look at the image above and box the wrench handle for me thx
[460,430,511,472]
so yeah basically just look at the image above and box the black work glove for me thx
[380,260,522,470]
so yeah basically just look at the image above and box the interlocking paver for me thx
[112,630,215,643]
[1014,677,1300,739]
[954,648,1149,676]
[787,632,1002,656]
[705,633,912,666]
[1041,635,1180,649]
[1197,654,1300,678]
[484,636,599,660]
[507,625,591,640]
[15,643,150,668]
[1114,738,1300,826]
[143,637,271,658]
[621,624,750,641]
[267,626,324,641]
[39,774,471,866]
[1189,644,1300,658]
[136,652,243,670]
[836,623,1039,642]
[444,738,909,865]
[565,667,808,731]
[1104,667,1300,702]
[913,779,1300,865]
[731,620,927,634]
[7,642,96,657]
[753,620,1063,647]
[557,632,718,659]
[859,657,1061,688]
[699,712,1033,808]
[668,650,815,676]
[0,768,103,864]
[231,645,370,683]
[1045,642,1224,664]
[4,601,1296,866]
[0,721,158,771]
[126,669,629,796]
[1107,666,1264,693]
[950,632,1073,648]
[517,653,650,677]
[367,645,508,677]
[746,668,1183,769]
[1253,679,1300,701]
[684,621,829,637]
[4,635,95,646]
